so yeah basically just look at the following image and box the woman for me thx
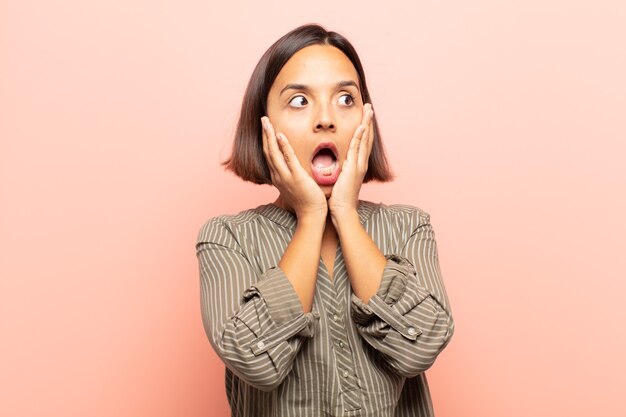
[196,24,454,417]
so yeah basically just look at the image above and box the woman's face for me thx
[266,44,364,197]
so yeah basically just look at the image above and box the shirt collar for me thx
[255,199,380,231]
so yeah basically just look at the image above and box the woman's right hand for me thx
[261,116,328,221]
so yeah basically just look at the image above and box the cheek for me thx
[291,145,310,168]
[270,120,309,164]
[279,119,309,140]
[338,112,362,152]
[346,110,362,129]
[275,121,310,163]
[338,109,362,135]
[268,112,307,138]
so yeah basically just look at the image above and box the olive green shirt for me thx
[196,200,454,416]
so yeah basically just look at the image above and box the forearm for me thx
[347,210,455,377]
[209,293,315,391]
[197,219,321,391]
[334,209,387,303]
[279,214,326,312]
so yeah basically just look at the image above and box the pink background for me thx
[1,1,625,416]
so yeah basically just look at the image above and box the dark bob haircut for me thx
[222,23,394,185]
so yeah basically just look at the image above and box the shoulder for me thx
[195,206,267,248]
[361,200,432,230]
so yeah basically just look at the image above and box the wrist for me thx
[296,210,328,228]
[331,208,360,233]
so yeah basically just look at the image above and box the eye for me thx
[338,93,355,106]
[288,95,308,108]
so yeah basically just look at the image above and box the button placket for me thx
[316,247,362,412]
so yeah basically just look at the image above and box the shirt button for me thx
[339,341,345,348]
[342,370,349,378]
[407,327,417,336]
[333,314,340,321]
[256,341,265,349]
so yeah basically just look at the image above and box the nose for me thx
[314,102,335,131]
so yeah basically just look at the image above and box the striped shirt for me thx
[196,200,454,416]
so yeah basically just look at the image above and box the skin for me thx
[260,44,387,312]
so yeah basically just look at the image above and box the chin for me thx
[320,185,333,198]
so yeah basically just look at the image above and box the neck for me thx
[272,195,336,233]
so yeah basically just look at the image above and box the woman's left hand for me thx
[328,103,374,223]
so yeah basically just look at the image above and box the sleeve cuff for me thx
[376,254,414,304]
[249,312,319,356]
[351,293,421,340]
[243,266,304,324]
[243,266,320,356]
[351,254,430,341]
[351,254,412,323]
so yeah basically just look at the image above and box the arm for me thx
[278,214,326,313]
[337,207,455,377]
[196,216,323,391]
[334,210,387,303]
[327,102,453,375]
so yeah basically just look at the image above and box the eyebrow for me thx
[279,80,359,96]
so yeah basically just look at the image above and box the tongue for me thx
[312,153,334,168]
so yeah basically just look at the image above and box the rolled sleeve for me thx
[349,211,455,377]
[247,266,308,325]
[196,218,319,391]
[243,267,319,356]
[351,254,430,340]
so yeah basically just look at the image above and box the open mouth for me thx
[311,147,338,176]
[310,143,340,186]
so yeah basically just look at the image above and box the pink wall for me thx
[1,1,625,416]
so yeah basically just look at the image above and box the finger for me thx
[357,121,371,168]
[356,107,373,162]
[359,103,373,149]
[348,124,365,168]
[261,117,277,173]
[361,103,372,124]
[358,108,374,168]
[264,120,291,177]
[275,133,301,174]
